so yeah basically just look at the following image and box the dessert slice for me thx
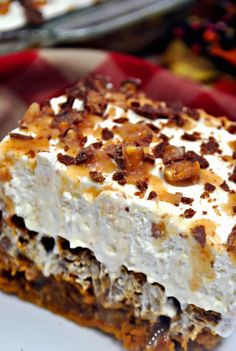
[0,76,235,351]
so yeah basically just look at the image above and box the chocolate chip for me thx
[185,151,209,169]
[204,183,216,193]
[10,133,34,140]
[136,180,148,193]
[183,208,196,218]
[191,225,206,248]
[75,147,94,165]
[220,181,230,192]
[148,191,157,200]
[181,197,194,205]
[89,171,105,183]
[11,215,26,230]
[57,153,75,166]
[102,128,114,141]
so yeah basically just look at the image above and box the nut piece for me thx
[164,160,200,185]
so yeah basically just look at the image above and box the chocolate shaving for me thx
[136,180,148,193]
[148,191,157,200]
[153,141,169,158]
[10,133,34,141]
[91,141,103,149]
[183,209,196,218]
[191,225,206,248]
[102,128,114,141]
[233,152,236,160]
[204,183,216,193]
[106,144,125,170]
[220,181,230,192]
[185,151,209,169]
[57,153,75,166]
[75,146,94,165]
[132,104,169,120]
[89,171,105,183]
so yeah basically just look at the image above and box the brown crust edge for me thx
[0,249,221,351]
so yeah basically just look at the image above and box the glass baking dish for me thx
[0,0,194,54]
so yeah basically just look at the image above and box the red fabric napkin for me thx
[0,49,235,138]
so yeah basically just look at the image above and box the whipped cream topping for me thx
[0,86,235,338]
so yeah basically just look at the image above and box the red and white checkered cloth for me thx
[0,49,235,138]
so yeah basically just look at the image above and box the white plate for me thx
[0,292,235,351]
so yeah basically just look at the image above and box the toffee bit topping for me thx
[229,166,236,183]
[143,153,155,165]
[120,78,141,94]
[57,153,75,166]
[153,141,169,158]
[162,145,185,165]
[220,181,230,192]
[164,160,200,185]
[112,171,126,182]
[227,124,236,134]
[201,191,210,199]
[131,104,168,120]
[91,141,103,149]
[113,117,129,124]
[102,128,114,141]
[191,225,206,248]
[185,151,209,169]
[75,146,94,165]
[181,197,194,205]
[227,225,236,258]
[136,180,148,193]
[181,132,199,142]
[183,208,196,218]
[151,222,165,239]
[204,183,216,193]
[201,138,220,155]
[148,191,157,200]
[9,133,34,140]
[89,171,105,183]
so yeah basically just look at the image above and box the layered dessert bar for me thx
[0,76,235,351]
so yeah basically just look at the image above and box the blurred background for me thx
[0,0,235,92]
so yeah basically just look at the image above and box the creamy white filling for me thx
[0,101,235,337]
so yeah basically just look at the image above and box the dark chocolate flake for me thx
[10,133,34,141]
[232,152,236,160]
[201,139,220,155]
[181,132,198,142]
[57,153,75,166]
[102,128,114,141]
[229,166,236,184]
[227,225,236,257]
[91,141,103,149]
[89,171,105,183]
[191,225,206,248]
[143,153,155,165]
[113,117,129,124]
[227,124,236,134]
[112,171,126,182]
[153,141,169,158]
